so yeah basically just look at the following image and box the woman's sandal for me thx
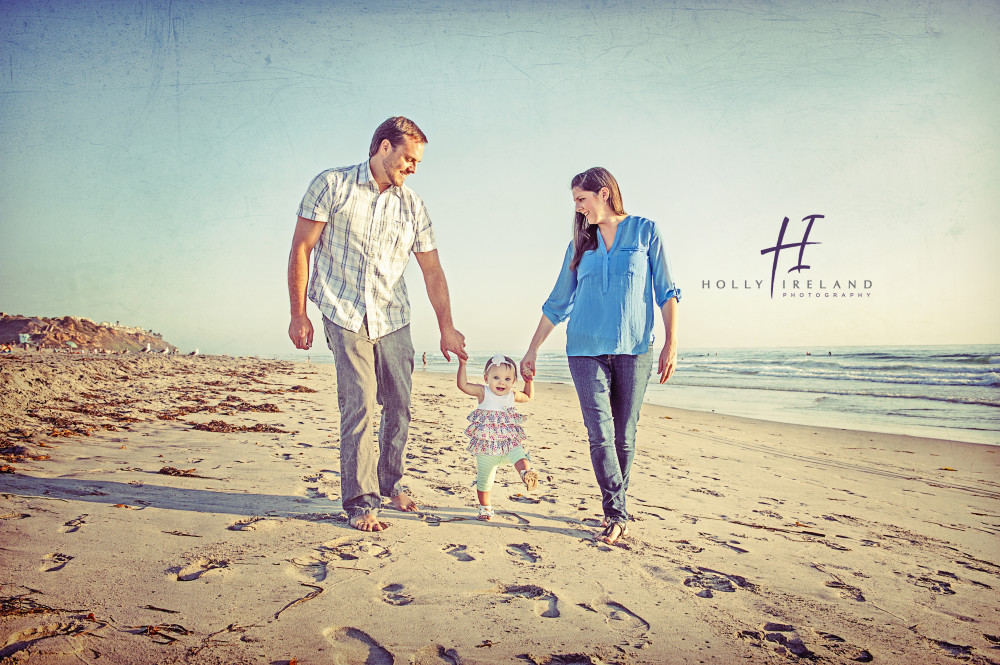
[477,505,495,521]
[597,522,629,545]
[520,469,539,492]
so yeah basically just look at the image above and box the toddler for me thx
[457,353,539,520]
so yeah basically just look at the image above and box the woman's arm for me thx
[657,297,678,383]
[520,314,557,381]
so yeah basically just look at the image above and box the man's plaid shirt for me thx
[297,160,436,339]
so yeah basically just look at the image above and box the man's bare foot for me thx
[350,513,387,532]
[596,522,629,545]
[389,493,419,512]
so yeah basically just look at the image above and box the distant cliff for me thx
[0,313,177,353]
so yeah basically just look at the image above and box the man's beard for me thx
[382,155,404,186]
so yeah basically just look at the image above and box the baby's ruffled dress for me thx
[465,387,527,455]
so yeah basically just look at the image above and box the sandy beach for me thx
[1,353,998,664]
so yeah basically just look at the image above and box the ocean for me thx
[277,345,1000,446]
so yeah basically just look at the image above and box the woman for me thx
[521,167,680,545]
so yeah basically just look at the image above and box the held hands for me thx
[520,349,538,381]
[289,315,314,350]
[658,341,677,383]
[440,326,468,362]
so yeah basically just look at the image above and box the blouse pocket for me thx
[613,246,647,277]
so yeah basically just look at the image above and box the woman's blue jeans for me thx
[568,347,654,525]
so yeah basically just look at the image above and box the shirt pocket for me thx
[613,245,647,277]
[385,217,416,257]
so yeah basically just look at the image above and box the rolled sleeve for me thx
[297,171,340,223]
[650,223,681,307]
[411,198,437,253]
[541,242,578,324]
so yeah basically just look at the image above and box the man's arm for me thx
[287,215,326,350]
[413,249,467,361]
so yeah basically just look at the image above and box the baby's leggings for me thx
[475,448,529,492]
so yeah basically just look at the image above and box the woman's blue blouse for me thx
[541,215,680,356]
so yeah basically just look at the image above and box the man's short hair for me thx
[369,116,428,157]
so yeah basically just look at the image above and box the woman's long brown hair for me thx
[569,167,626,271]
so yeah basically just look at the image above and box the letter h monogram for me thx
[760,214,824,298]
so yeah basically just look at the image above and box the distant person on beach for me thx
[422,352,427,368]
[521,167,680,545]
[287,116,467,532]
[456,353,538,521]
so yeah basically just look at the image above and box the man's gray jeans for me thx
[323,316,413,520]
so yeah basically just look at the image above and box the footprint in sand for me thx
[323,626,393,665]
[59,515,87,533]
[322,539,390,560]
[757,624,815,659]
[175,557,229,581]
[413,644,460,665]
[815,631,873,662]
[39,553,74,572]
[381,583,414,606]
[496,584,560,618]
[0,621,89,660]
[910,575,956,595]
[824,580,866,602]
[640,563,681,585]
[683,567,758,598]
[578,598,649,638]
[443,544,474,562]
[287,556,329,583]
[228,516,265,531]
[672,541,705,554]
[506,543,540,563]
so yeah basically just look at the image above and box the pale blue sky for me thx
[1,0,997,356]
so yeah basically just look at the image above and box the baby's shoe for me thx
[520,469,539,492]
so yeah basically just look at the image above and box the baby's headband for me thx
[486,353,514,371]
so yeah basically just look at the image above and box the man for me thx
[287,116,466,532]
